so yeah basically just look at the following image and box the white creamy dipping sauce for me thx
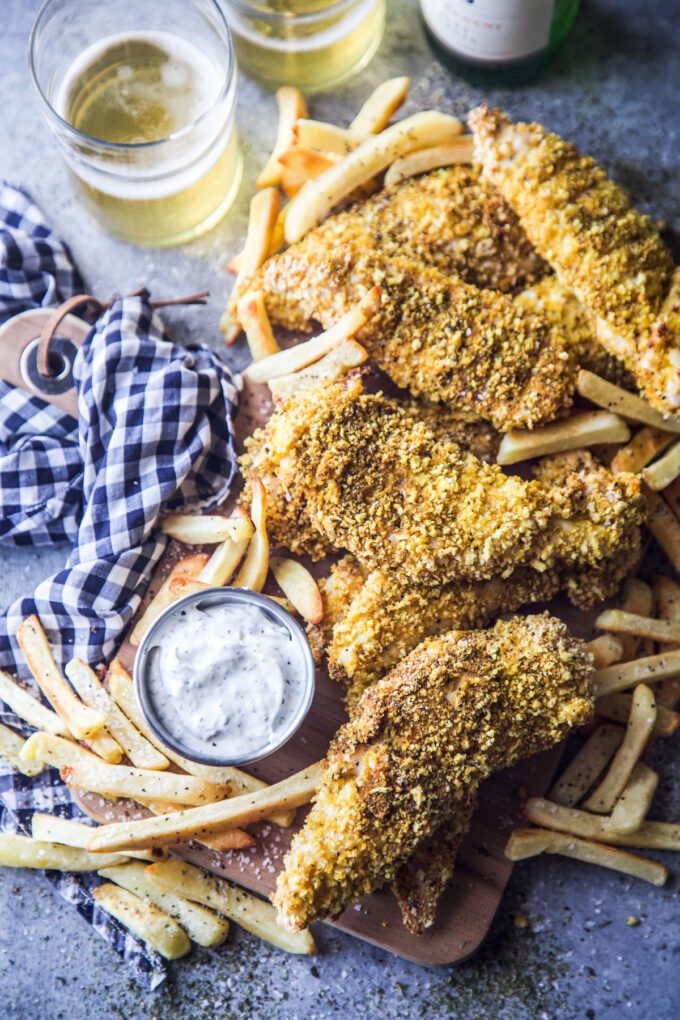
[146,602,306,760]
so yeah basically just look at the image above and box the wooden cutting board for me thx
[76,358,599,966]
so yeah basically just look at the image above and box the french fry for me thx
[595,609,680,645]
[662,475,680,517]
[596,692,679,738]
[146,860,315,954]
[0,722,43,777]
[608,762,659,835]
[548,724,624,807]
[197,537,249,587]
[350,76,409,134]
[577,370,680,433]
[593,649,680,697]
[0,832,127,871]
[65,658,169,771]
[610,426,675,474]
[98,862,230,947]
[583,685,657,813]
[107,662,294,826]
[496,411,630,466]
[269,557,323,624]
[523,797,680,851]
[130,553,210,647]
[238,291,281,361]
[384,137,474,187]
[92,883,191,959]
[617,578,653,662]
[21,732,230,805]
[167,576,211,600]
[222,187,280,344]
[585,634,625,670]
[267,339,368,402]
[284,111,464,243]
[280,165,317,198]
[644,487,680,572]
[232,476,269,593]
[198,828,257,852]
[278,147,340,178]
[159,514,254,546]
[504,827,667,887]
[652,575,680,706]
[30,814,164,863]
[0,670,68,736]
[292,119,367,155]
[256,86,308,189]
[226,205,288,275]
[245,286,381,384]
[642,437,680,490]
[83,727,124,765]
[87,762,323,852]
[15,616,106,740]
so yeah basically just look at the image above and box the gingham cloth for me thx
[0,184,240,988]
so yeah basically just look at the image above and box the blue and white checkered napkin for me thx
[0,184,240,988]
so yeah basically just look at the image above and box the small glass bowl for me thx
[133,587,315,767]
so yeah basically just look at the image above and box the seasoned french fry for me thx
[350,76,409,134]
[496,411,630,465]
[99,861,230,947]
[65,658,169,771]
[523,797,680,851]
[0,670,68,736]
[198,828,257,852]
[617,578,653,662]
[245,286,380,384]
[256,86,308,189]
[130,553,210,647]
[293,119,367,155]
[610,426,675,474]
[22,732,229,805]
[267,339,368,402]
[167,576,211,600]
[30,814,164,863]
[87,762,323,852]
[644,487,680,572]
[232,476,269,592]
[596,692,679,737]
[93,883,191,959]
[0,832,127,870]
[586,635,625,670]
[106,661,294,825]
[548,724,624,807]
[577,370,680,433]
[284,111,464,243]
[159,514,254,546]
[238,291,281,361]
[197,538,249,587]
[593,649,680,697]
[609,762,659,835]
[504,827,667,887]
[270,557,323,624]
[222,187,280,344]
[652,575,680,706]
[595,609,680,645]
[0,722,44,777]
[15,617,106,741]
[384,137,474,187]
[146,860,315,954]
[278,147,340,178]
[583,685,657,813]
[83,727,123,765]
[643,437,680,490]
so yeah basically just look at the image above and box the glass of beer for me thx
[29,0,242,246]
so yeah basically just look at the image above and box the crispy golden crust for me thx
[398,397,501,463]
[251,377,644,588]
[273,614,594,932]
[470,105,677,413]
[307,556,366,665]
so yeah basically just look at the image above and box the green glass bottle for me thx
[420,0,580,84]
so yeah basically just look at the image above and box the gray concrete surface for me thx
[1,1,679,1017]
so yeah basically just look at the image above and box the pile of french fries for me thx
[0,499,327,958]
[506,575,680,888]
[219,76,476,398]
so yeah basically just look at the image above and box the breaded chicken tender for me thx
[470,105,678,413]
[272,614,593,932]
[244,377,644,589]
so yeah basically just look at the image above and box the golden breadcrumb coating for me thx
[248,377,644,588]
[307,555,366,665]
[469,105,678,413]
[272,614,593,932]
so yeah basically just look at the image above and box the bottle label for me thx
[422,0,555,62]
